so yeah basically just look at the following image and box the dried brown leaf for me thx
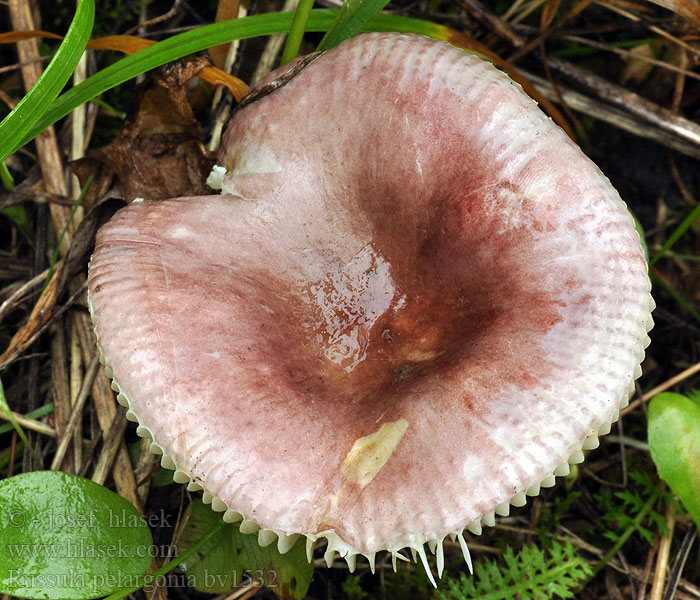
[72,59,218,204]
[0,29,62,43]
[89,35,249,99]
[0,265,63,369]
[621,43,657,84]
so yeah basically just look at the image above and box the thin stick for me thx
[598,1,700,59]
[623,359,700,417]
[461,0,700,156]
[70,48,88,218]
[70,320,84,471]
[0,275,85,370]
[91,406,129,486]
[544,56,700,148]
[73,309,141,509]
[663,527,697,600]
[207,3,248,153]
[50,354,99,471]
[529,73,700,160]
[9,0,72,253]
[251,0,300,84]
[651,501,676,600]
[0,409,56,438]
[0,267,51,325]
[209,0,240,69]
[639,542,659,600]
[560,34,700,83]
[50,318,72,470]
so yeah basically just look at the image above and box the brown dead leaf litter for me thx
[1,0,700,599]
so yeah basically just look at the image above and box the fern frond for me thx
[597,470,667,547]
[437,540,591,600]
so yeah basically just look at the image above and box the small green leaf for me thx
[0,0,94,163]
[648,392,700,529]
[1,205,29,233]
[0,471,153,599]
[180,500,313,600]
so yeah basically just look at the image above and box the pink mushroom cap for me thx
[88,33,653,579]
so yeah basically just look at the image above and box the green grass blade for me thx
[650,271,700,324]
[317,0,392,51]
[11,11,300,157]
[359,11,461,38]
[0,0,94,163]
[281,0,317,64]
[0,377,41,465]
[649,202,700,266]
[0,162,15,190]
[12,10,461,156]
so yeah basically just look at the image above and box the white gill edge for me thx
[88,291,654,586]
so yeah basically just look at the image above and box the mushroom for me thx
[87,32,654,582]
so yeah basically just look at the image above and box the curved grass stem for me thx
[281,0,316,65]
[0,0,94,163]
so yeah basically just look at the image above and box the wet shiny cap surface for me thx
[88,32,653,568]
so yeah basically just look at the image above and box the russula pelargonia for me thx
[87,33,654,582]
